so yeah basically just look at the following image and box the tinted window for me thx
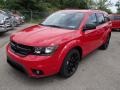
[103,14,110,22]
[106,16,110,22]
[86,13,97,25]
[96,13,105,24]
[41,12,84,30]
[109,15,114,20]
[114,16,120,20]
[109,15,120,20]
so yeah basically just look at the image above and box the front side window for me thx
[96,13,105,24]
[41,12,85,30]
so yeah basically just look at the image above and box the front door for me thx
[81,13,101,56]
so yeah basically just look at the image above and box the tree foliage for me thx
[92,0,112,13]
[0,0,112,13]
[116,0,120,14]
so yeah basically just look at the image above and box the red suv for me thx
[109,14,120,30]
[6,10,111,78]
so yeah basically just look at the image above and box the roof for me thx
[57,9,107,14]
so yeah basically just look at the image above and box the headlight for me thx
[34,46,58,55]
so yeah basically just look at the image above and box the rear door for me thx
[95,13,107,44]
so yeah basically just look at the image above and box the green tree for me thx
[0,0,6,9]
[48,0,88,9]
[116,0,120,14]
[91,0,112,13]
[5,0,58,11]
[0,0,113,13]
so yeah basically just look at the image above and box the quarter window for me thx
[96,13,105,24]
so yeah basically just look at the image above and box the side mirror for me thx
[83,23,96,31]
[105,17,110,22]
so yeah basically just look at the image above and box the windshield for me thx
[41,12,84,29]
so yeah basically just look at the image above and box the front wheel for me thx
[59,49,81,78]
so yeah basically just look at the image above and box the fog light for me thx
[32,69,44,75]
[36,70,41,74]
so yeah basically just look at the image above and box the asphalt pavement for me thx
[0,24,120,90]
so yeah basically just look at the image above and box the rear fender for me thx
[102,28,111,44]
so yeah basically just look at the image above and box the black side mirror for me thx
[105,17,110,22]
[83,23,96,31]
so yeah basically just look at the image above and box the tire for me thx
[59,49,81,78]
[99,34,111,50]
[112,29,120,32]
[0,32,6,35]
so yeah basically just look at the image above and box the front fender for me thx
[56,40,83,72]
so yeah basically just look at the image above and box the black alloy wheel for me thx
[100,34,111,50]
[60,49,81,78]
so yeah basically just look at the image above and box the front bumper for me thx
[6,45,60,78]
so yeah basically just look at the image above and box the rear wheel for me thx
[112,29,120,31]
[0,32,6,35]
[99,34,111,50]
[59,49,81,78]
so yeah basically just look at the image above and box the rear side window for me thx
[96,13,105,24]
[109,15,114,20]
[114,16,120,20]
[110,15,120,20]
[86,13,97,25]
[104,14,110,22]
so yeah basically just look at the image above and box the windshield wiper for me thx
[40,24,63,28]
[47,25,63,28]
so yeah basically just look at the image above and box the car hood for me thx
[11,25,77,46]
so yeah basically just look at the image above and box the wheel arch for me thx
[57,40,83,72]
[72,46,83,59]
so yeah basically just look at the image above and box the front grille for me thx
[10,41,34,56]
